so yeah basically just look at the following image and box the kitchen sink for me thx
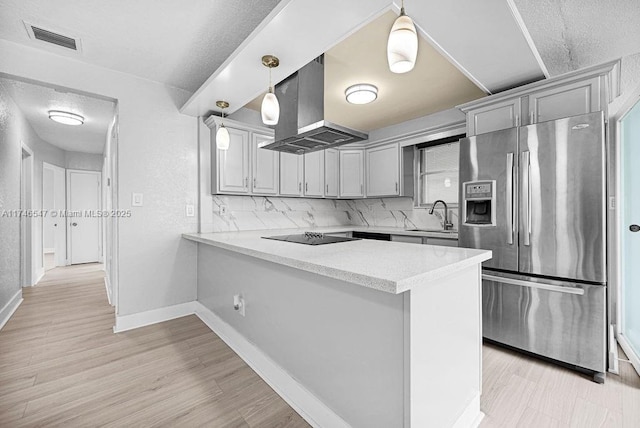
[405,229,457,234]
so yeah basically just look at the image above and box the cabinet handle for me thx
[245,177,248,187]
[530,111,535,124]
[361,184,363,194]
[326,184,329,193]
[395,182,398,192]
[515,114,520,126]
[305,182,308,192]
[298,182,301,192]
[253,178,257,188]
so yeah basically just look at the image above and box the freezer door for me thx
[482,271,606,373]
[519,112,606,283]
[459,127,518,271]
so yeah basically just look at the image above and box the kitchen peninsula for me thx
[183,228,491,428]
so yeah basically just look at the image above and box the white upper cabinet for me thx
[218,127,250,194]
[339,149,364,198]
[251,133,278,195]
[304,150,325,197]
[527,77,600,124]
[458,61,619,136]
[366,143,400,197]
[280,152,304,196]
[324,149,339,198]
[467,98,521,135]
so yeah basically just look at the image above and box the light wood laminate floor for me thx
[1,263,639,427]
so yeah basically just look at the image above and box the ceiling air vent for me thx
[31,26,77,50]
[23,21,82,53]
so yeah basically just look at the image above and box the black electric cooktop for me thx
[262,232,361,246]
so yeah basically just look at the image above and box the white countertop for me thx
[183,227,490,294]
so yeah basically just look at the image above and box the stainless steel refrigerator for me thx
[459,111,607,382]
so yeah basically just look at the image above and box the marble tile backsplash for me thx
[207,195,458,232]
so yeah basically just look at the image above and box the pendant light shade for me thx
[387,5,418,74]
[261,91,280,125]
[215,100,230,150]
[261,55,280,126]
[216,125,230,150]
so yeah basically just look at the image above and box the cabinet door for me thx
[528,77,600,124]
[391,235,423,244]
[280,152,304,196]
[467,98,521,135]
[304,151,324,197]
[252,133,278,195]
[366,143,399,197]
[425,237,458,247]
[339,149,364,198]
[324,149,339,198]
[218,128,250,193]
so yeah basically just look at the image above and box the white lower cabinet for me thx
[304,151,324,197]
[251,133,278,195]
[279,152,304,196]
[339,149,364,198]
[366,143,400,197]
[324,149,339,198]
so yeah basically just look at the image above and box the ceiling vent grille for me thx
[30,26,77,50]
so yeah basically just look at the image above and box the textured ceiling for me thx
[245,11,486,132]
[513,0,640,76]
[0,77,115,154]
[0,0,283,92]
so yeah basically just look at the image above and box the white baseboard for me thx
[33,268,45,286]
[194,302,350,428]
[104,276,113,306]
[0,290,23,331]
[114,301,196,333]
[617,334,640,377]
[452,394,483,428]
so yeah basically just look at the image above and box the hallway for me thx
[0,264,309,427]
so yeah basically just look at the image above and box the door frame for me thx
[613,83,640,375]
[20,143,35,287]
[42,162,67,267]
[66,169,102,266]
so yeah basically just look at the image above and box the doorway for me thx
[42,163,66,270]
[67,170,102,265]
[618,94,640,375]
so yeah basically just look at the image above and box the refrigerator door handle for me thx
[482,274,585,295]
[522,151,531,246]
[506,153,515,245]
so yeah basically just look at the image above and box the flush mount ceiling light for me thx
[261,55,280,126]
[345,84,378,105]
[216,100,230,150]
[48,110,84,126]
[387,0,418,74]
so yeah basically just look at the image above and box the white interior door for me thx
[53,166,66,266]
[620,99,640,374]
[68,170,101,264]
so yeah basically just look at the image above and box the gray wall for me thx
[65,151,103,171]
[197,244,405,428]
[0,80,26,309]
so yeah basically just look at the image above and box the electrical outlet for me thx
[132,193,143,207]
[186,204,195,217]
[220,204,228,216]
[233,294,245,317]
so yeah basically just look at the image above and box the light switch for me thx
[132,193,143,207]
[186,204,195,217]
[220,204,228,216]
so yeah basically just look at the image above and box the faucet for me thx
[429,200,454,231]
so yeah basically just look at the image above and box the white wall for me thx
[65,151,103,171]
[0,39,199,316]
[42,167,55,250]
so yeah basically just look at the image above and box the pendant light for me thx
[387,0,418,74]
[261,55,280,126]
[216,100,230,150]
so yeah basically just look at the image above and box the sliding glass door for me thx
[620,99,640,371]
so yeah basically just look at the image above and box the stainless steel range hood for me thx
[261,55,367,154]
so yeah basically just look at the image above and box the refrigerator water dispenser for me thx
[462,180,496,226]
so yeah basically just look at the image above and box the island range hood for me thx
[260,55,368,154]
